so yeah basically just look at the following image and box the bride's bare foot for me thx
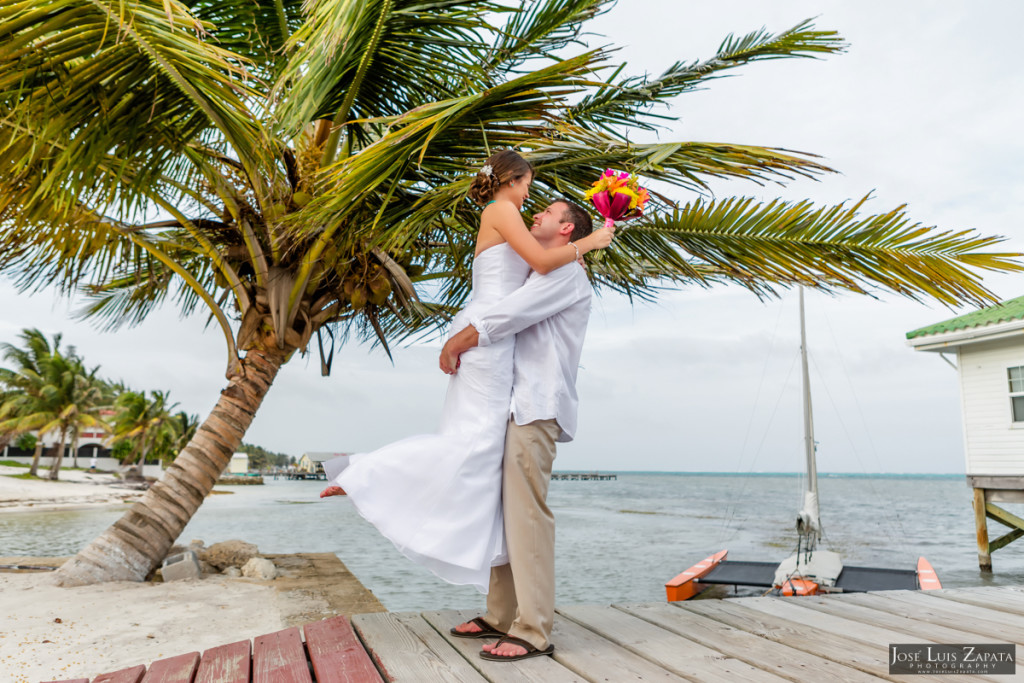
[319,485,346,498]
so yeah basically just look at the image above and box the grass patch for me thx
[0,460,30,468]
[3,472,43,480]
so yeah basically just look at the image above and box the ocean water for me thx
[1,473,1022,612]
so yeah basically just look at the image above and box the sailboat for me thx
[666,289,941,601]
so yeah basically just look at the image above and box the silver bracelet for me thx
[569,241,580,260]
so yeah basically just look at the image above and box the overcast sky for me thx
[2,1,1022,474]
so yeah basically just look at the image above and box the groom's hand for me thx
[439,325,481,374]
[439,341,462,375]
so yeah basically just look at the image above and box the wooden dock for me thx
[50,586,1024,682]
[283,471,327,480]
[550,472,617,481]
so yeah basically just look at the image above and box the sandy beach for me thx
[0,470,389,681]
[0,570,293,683]
[0,466,147,512]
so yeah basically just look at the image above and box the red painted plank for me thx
[195,639,251,683]
[93,665,147,683]
[141,651,200,683]
[253,627,312,683]
[305,616,382,683]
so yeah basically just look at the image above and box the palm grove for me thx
[0,0,1018,586]
[0,328,200,477]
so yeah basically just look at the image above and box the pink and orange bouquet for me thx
[584,169,650,229]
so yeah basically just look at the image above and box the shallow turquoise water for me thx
[1,473,1020,612]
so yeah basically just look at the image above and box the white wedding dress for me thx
[332,243,531,593]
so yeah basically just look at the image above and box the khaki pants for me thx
[483,418,561,650]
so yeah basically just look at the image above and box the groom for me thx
[441,198,600,661]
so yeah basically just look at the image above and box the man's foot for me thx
[480,635,553,661]
[481,640,524,655]
[319,485,346,498]
[450,617,504,639]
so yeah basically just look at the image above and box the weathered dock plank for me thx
[836,591,1024,643]
[732,595,943,647]
[927,586,1024,617]
[547,612,686,682]
[305,614,383,683]
[780,593,1012,644]
[558,604,788,682]
[618,602,879,683]
[422,609,587,682]
[140,651,200,683]
[352,611,487,683]
[683,598,907,681]
[700,598,1004,683]
[92,666,147,683]
[194,639,250,683]
[253,626,312,683]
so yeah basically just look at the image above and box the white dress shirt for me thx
[468,261,592,442]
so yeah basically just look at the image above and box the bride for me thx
[319,150,611,592]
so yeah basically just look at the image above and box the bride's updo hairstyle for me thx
[468,150,533,206]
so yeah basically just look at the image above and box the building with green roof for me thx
[908,295,1024,571]
[907,294,1024,346]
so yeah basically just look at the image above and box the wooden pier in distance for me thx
[49,585,1024,682]
[283,471,327,481]
[550,472,617,481]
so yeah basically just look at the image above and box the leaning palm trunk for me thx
[29,436,44,477]
[47,427,67,480]
[53,347,286,586]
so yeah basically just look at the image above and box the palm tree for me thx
[0,1,1019,584]
[110,391,179,467]
[0,329,67,477]
[53,357,107,474]
[167,412,200,466]
[0,330,107,479]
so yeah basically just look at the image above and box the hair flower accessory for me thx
[584,169,649,229]
[480,164,493,177]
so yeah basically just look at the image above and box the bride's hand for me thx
[581,226,614,252]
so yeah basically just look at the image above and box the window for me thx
[1009,366,1024,422]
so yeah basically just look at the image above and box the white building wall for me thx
[228,453,249,474]
[958,337,1024,475]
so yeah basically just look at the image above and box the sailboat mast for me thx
[798,287,821,547]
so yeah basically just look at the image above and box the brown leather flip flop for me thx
[450,617,504,639]
[479,635,555,661]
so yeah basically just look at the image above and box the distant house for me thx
[907,295,1024,570]
[227,452,249,474]
[297,452,346,474]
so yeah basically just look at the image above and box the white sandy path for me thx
[0,466,146,511]
[0,572,291,683]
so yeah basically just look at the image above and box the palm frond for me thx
[567,19,846,135]
[530,127,834,195]
[292,50,602,243]
[485,0,612,72]
[188,0,305,80]
[273,0,495,136]
[600,195,1022,307]
[0,0,265,209]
